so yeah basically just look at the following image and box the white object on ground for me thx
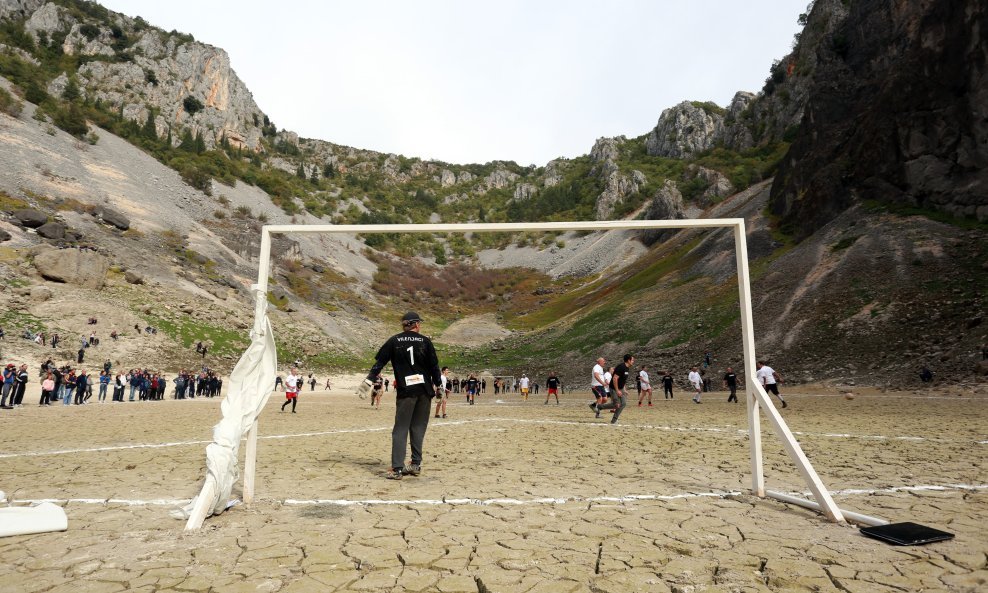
[0,502,68,537]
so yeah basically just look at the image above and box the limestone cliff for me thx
[770,0,988,239]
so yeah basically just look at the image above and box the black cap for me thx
[402,312,422,324]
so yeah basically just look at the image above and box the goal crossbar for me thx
[183,219,859,530]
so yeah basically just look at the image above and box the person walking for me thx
[282,367,300,413]
[689,366,703,403]
[519,374,530,401]
[724,367,739,403]
[434,366,451,418]
[370,375,384,410]
[755,361,787,408]
[588,357,607,416]
[638,366,653,407]
[661,370,674,399]
[596,354,634,424]
[358,312,441,480]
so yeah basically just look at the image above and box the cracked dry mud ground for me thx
[0,388,986,593]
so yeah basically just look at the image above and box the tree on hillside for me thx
[141,111,157,140]
[61,77,81,102]
[183,95,204,115]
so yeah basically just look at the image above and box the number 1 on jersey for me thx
[406,346,415,366]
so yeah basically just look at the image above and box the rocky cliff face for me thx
[645,101,722,159]
[12,1,267,151]
[770,0,988,239]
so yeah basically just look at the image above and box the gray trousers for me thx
[392,393,433,469]
[597,391,626,423]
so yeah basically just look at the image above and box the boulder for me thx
[0,229,10,242]
[13,209,47,228]
[36,221,66,240]
[124,270,144,285]
[33,247,109,289]
[97,207,130,230]
[29,286,52,301]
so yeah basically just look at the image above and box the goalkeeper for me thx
[358,312,442,480]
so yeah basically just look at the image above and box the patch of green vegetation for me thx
[690,100,726,117]
[863,200,988,231]
[0,308,47,335]
[145,313,248,358]
[0,189,28,212]
[830,235,860,252]
[288,346,367,372]
[619,238,703,294]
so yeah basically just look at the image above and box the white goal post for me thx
[182,219,883,530]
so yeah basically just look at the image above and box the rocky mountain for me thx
[0,0,984,389]
[770,0,988,239]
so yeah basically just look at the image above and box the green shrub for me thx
[0,86,23,117]
[182,95,204,115]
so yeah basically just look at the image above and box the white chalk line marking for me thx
[2,416,984,460]
[13,483,988,508]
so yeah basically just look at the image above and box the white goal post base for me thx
[184,219,872,530]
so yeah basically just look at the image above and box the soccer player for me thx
[755,361,787,408]
[638,366,653,407]
[519,374,530,401]
[359,312,442,480]
[434,366,450,418]
[597,354,634,424]
[281,367,300,413]
[688,366,703,403]
[370,374,384,410]
[661,370,674,399]
[588,357,607,417]
[724,367,738,403]
[465,373,479,405]
[545,371,560,405]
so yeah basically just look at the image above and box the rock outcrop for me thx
[770,0,988,239]
[640,180,687,245]
[0,0,43,20]
[645,102,722,159]
[33,246,109,289]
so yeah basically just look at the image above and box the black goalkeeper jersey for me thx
[367,330,441,398]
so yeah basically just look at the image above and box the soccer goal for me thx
[180,219,883,530]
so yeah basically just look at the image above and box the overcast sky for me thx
[99,1,807,165]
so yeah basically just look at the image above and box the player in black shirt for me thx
[723,368,738,403]
[596,354,634,424]
[465,374,480,405]
[661,371,674,399]
[545,371,560,405]
[360,312,442,480]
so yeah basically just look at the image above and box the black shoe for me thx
[782,400,788,408]
[403,463,421,476]
[588,402,597,412]
[386,468,403,480]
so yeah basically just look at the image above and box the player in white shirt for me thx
[688,366,703,403]
[588,357,607,417]
[434,367,450,419]
[281,367,300,413]
[519,374,530,401]
[755,361,787,408]
[637,366,653,407]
